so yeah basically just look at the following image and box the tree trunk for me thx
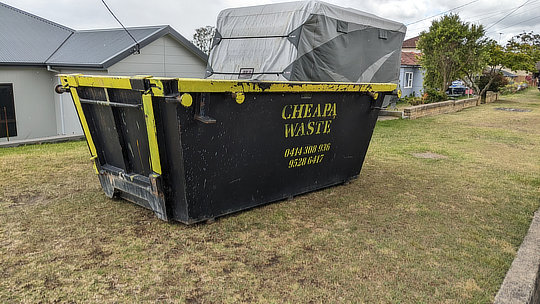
[442,72,447,92]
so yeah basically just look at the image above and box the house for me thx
[500,68,535,85]
[401,36,421,54]
[399,36,423,97]
[500,69,518,83]
[0,2,207,142]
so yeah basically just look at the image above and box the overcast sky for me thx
[3,0,540,44]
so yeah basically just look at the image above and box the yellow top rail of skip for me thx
[59,74,398,94]
[175,78,397,93]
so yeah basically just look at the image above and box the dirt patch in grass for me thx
[1,89,539,303]
[412,152,448,159]
[495,107,532,112]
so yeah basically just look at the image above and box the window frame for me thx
[0,83,17,138]
[404,72,413,88]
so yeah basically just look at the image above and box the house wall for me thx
[1,35,206,142]
[54,35,207,137]
[108,35,206,77]
[399,66,423,97]
[0,67,57,142]
[402,47,421,53]
[52,69,107,136]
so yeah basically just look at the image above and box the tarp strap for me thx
[209,72,284,75]
[219,35,290,40]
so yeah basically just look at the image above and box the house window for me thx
[404,72,413,88]
[0,84,17,138]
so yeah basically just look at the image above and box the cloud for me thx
[2,0,539,43]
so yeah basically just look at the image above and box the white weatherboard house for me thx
[0,2,207,142]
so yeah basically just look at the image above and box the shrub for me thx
[499,82,528,95]
[422,88,448,103]
[476,72,508,93]
[399,93,423,106]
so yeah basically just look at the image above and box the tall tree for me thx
[505,31,540,73]
[192,26,216,55]
[417,14,488,92]
[464,39,504,98]
[470,32,540,98]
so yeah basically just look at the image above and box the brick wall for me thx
[485,91,498,103]
[403,92,498,120]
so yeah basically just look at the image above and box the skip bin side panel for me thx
[155,100,190,222]
[178,91,383,222]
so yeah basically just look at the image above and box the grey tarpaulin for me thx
[206,0,407,83]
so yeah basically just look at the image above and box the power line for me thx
[487,15,540,34]
[405,0,480,26]
[485,0,534,30]
[406,0,540,31]
[101,0,140,54]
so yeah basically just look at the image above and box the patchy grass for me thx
[1,89,539,303]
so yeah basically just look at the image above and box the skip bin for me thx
[56,74,396,224]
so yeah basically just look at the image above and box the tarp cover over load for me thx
[206,0,407,83]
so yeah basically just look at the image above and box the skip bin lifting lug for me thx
[194,93,217,124]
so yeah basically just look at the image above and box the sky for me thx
[2,0,540,44]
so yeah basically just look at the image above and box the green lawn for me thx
[1,89,539,303]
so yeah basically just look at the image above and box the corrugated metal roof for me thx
[0,2,74,64]
[47,26,167,68]
[48,26,207,68]
[0,2,207,67]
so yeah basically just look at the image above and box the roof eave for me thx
[0,62,47,67]
[47,63,106,69]
[164,26,208,62]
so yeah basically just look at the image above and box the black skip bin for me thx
[56,75,396,224]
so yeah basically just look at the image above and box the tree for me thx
[417,14,488,92]
[505,31,540,73]
[464,39,504,99]
[192,26,216,55]
[475,71,507,93]
[472,32,540,99]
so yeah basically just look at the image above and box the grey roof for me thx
[0,2,207,68]
[0,2,74,64]
[501,70,517,77]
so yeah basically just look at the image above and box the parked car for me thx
[446,80,467,96]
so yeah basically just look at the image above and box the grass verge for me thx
[1,89,539,303]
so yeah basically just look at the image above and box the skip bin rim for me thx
[60,74,398,95]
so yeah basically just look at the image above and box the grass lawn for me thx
[1,89,539,303]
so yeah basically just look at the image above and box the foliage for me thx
[400,89,448,105]
[505,32,540,73]
[476,72,508,93]
[192,26,216,55]
[417,14,488,92]
[422,88,448,104]
[399,94,424,106]
[500,82,529,95]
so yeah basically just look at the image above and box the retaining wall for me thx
[403,92,499,120]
